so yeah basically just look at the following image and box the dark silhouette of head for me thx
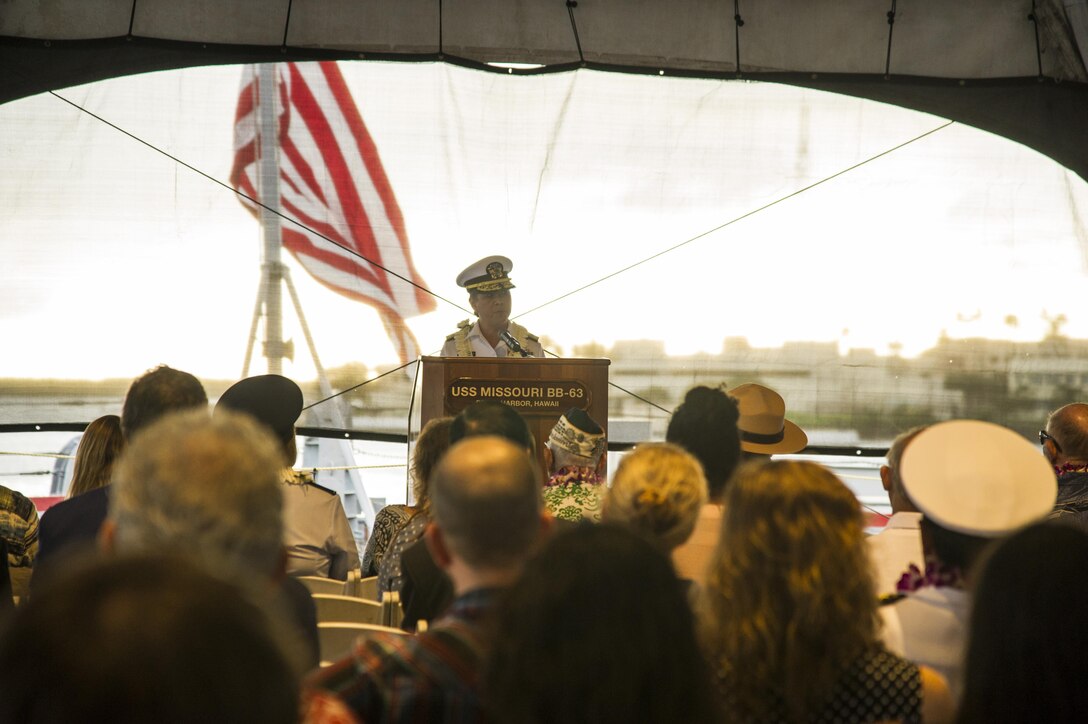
[665,385,741,499]
[120,365,207,441]
[486,524,719,724]
[959,523,1088,724]
[449,400,533,451]
[215,374,304,466]
[0,553,298,724]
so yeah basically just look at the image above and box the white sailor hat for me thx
[899,419,1057,538]
[456,255,515,293]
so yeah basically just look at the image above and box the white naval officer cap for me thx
[456,255,516,293]
[899,419,1057,538]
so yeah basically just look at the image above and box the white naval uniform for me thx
[282,469,361,581]
[881,586,971,703]
[867,511,924,597]
[440,320,543,358]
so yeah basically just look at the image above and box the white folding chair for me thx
[317,622,407,665]
[298,575,347,596]
[344,568,361,597]
[312,593,383,625]
[380,590,404,629]
[358,575,379,601]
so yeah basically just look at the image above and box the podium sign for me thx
[421,356,610,474]
[446,378,590,415]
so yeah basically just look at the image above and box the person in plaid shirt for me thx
[0,483,38,600]
[303,435,551,724]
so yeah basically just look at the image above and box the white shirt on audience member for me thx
[880,586,970,703]
[867,511,924,597]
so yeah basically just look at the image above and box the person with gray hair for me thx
[1042,402,1088,529]
[102,408,284,578]
[99,408,319,669]
[303,436,551,723]
[867,426,927,597]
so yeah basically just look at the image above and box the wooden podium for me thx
[420,356,610,474]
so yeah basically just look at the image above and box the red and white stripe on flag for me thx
[230,62,435,364]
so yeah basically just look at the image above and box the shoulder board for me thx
[457,319,472,330]
[308,481,338,496]
[445,332,457,341]
[878,592,906,607]
[526,332,539,342]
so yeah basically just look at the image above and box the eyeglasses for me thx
[1039,430,1062,452]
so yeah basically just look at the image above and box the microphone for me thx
[499,329,532,357]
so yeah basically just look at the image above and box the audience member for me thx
[0,553,298,724]
[882,420,1057,702]
[729,382,808,459]
[700,460,953,723]
[868,426,927,596]
[486,524,719,724]
[0,484,37,602]
[665,385,742,583]
[100,408,319,669]
[379,401,533,594]
[958,523,1088,724]
[388,401,535,629]
[65,414,124,499]
[542,408,607,522]
[603,443,707,578]
[302,435,549,723]
[216,374,359,580]
[362,416,453,577]
[33,365,207,588]
[1041,402,1088,528]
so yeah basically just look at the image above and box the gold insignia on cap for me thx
[486,262,505,279]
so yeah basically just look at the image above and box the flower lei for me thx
[544,466,602,488]
[895,555,966,593]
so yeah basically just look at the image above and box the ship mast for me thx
[256,63,287,375]
[241,62,374,546]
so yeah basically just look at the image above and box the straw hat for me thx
[729,383,808,454]
[899,419,1057,537]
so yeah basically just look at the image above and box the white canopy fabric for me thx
[2,0,1087,178]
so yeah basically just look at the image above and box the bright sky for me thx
[1,62,1087,381]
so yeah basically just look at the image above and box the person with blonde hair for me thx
[603,443,707,559]
[66,415,125,499]
[700,460,952,723]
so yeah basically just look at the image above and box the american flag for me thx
[230,62,435,365]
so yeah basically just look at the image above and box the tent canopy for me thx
[3,0,1088,179]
